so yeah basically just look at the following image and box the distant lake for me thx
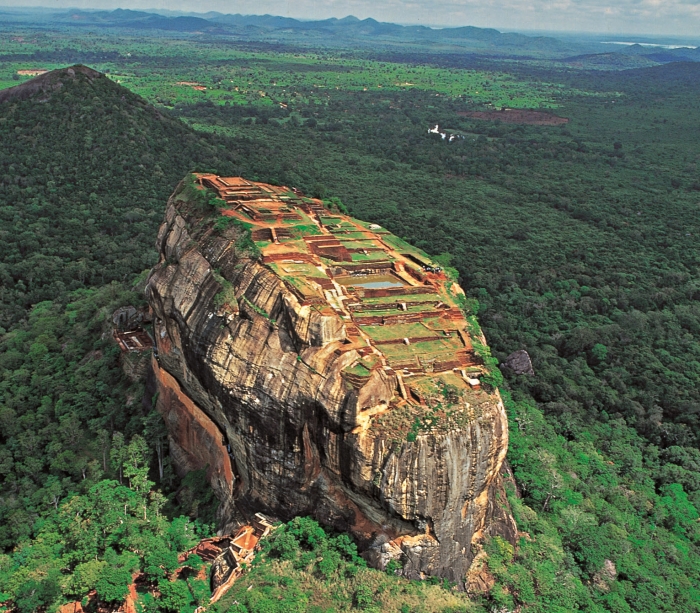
[353,280,405,289]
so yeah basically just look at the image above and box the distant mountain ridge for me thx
[561,41,700,69]
[42,9,700,63]
[48,9,601,57]
[0,8,692,65]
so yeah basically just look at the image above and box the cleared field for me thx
[0,32,607,114]
[380,337,464,361]
[457,109,569,125]
[363,322,443,342]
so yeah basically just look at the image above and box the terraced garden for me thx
[196,172,490,437]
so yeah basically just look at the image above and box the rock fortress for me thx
[145,174,516,590]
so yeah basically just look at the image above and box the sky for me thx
[3,0,700,37]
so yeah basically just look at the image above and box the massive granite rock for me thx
[146,175,516,588]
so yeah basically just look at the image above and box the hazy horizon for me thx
[1,0,700,37]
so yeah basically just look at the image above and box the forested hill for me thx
[0,66,244,562]
[0,64,102,103]
[0,65,239,328]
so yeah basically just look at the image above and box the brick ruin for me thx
[55,515,275,613]
[197,174,486,404]
[112,306,154,352]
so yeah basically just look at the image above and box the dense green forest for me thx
[1,26,700,612]
[0,431,214,613]
[0,67,240,329]
[0,69,236,611]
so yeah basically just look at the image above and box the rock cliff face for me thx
[146,175,516,588]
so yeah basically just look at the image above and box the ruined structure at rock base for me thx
[112,305,154,352]
[50,516,274,613]
[209,513,275,602]
[146,174,517,589]
[113,329,154,352]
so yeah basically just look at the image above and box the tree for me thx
[110,432,127,485]
[95,549,137,604]
[68,560,107,600]
[123,434,151,495]
[156,578,194,613]
[144,408,168,482]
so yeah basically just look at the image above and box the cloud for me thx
[2,0,700,36]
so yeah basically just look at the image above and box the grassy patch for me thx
[344,362,371,377]
[363,322,436,342]
[361,294,439,306]
[285,223,324,237]
[212,270,238,311]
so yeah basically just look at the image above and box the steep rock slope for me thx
[146,175,516,587]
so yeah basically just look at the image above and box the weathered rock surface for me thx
[145,176,515,587]
[502,349,534,376]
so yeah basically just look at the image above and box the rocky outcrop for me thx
[0,65,103,104]
[145,175,515,588]
[502,349,534,376]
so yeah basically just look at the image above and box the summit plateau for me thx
[145,174,516,588]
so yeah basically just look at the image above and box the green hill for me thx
[0,66,250,561]
[0,65,238,328]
